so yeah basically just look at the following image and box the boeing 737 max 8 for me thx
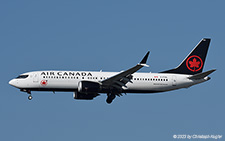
[9,38,216,104]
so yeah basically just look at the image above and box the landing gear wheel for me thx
[28,95,33,100]
[106,94,116,104]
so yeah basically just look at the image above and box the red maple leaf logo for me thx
[189,58,200,68]
[41,80,48,86]
[186,55,203,72]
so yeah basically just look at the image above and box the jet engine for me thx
[73,91,99,100]
[78,81,101,93]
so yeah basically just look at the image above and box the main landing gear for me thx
[106,93,116,104]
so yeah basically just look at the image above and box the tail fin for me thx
[161,38,211,75]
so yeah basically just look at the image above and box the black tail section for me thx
[161,38,211,75]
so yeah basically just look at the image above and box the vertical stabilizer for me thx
[161,38,211,75]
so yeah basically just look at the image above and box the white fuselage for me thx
[9,70,209,94]
[8,39,214,103]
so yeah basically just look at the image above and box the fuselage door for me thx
[172,75,176,86]
[33,73,39,83]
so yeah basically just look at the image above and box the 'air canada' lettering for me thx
[41,72,92,76]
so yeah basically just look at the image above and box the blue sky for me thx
[0,0,224,140]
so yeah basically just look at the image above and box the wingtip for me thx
[140,51,150,64]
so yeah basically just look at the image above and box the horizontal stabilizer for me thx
[188,69,216,80]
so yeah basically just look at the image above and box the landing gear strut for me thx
[26,90,32,100]
[106,93,116,104]
[20,89,33,100]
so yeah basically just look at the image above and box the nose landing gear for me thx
[26,90,33,100]
[28,95,33,100]
[21,89,33,100]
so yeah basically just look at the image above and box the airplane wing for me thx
[101,51,150,95]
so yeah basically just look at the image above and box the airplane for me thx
[9,38,216,104]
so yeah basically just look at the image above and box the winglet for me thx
[140,51,150,64]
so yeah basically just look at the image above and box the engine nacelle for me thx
[78,81,101,93]
[73,91,99,100]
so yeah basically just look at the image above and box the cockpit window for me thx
[16,75,29,79]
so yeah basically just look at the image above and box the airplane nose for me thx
[9,79,17,87]
[9,79,13,85]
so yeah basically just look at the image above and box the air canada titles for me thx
[41,71,92,76]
